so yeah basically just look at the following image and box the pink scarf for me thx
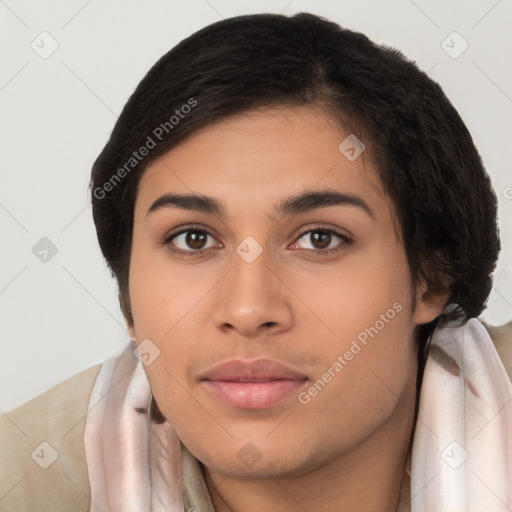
[84,347,184,511]
[84,318,512,511]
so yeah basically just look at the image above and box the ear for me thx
[413,280,451,325]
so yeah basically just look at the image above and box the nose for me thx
[213,243,293,340]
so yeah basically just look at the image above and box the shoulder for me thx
[0,363,101,511]
[481,318,512,382]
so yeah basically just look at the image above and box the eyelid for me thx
[292,225,353,253]
[161,224,221,252]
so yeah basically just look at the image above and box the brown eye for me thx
[185,231,208,249]
[309,231,331,249]
[294,228,351,253]
[165,229,218,253]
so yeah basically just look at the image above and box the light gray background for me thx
[1,0,511,411]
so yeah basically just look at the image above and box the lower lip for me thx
[203,379,307,410]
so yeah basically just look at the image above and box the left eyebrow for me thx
[275,188,375,221]
[146,188,375,221]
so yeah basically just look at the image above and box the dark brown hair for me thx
[90,12,500,361]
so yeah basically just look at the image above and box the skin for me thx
[127,106,448,511]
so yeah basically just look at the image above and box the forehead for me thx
[135,106,388,221]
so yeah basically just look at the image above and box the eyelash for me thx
[161,225,353,256]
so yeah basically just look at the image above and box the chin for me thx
[194,434,319,479]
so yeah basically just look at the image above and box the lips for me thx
[201,359,308,410]
[202,358,307,382]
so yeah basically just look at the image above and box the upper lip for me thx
[201,359,308,382]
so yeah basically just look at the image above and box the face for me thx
[128,106,444,479]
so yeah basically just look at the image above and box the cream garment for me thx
[0,364,100,511]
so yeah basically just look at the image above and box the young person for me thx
[1,12,511,512]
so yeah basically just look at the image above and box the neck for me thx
[204,398,416,512]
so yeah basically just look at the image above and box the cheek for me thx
[128,235,201,337]
[289,241,417,406]
[290,307,417,464]
[289,237,413,349]
[128,237,210,402]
